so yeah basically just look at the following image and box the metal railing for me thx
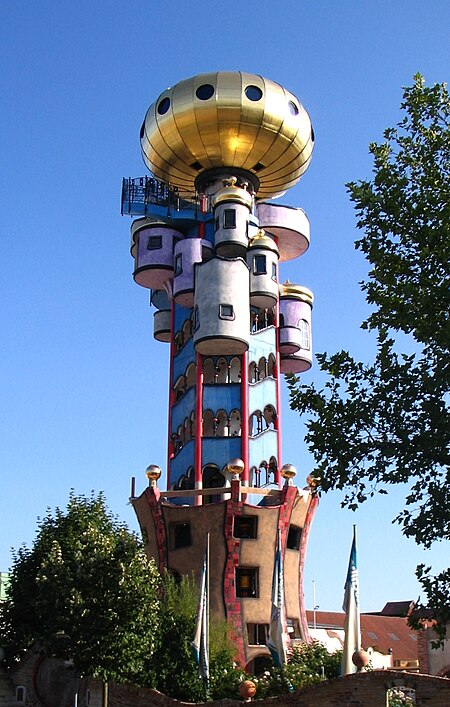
[121,176,200,216]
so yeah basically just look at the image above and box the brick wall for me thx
[105,671,449,707]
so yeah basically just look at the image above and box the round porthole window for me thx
[245,85,263,101]
[196,84,215,100]
[157,97,170,115]
[288,101,299,116]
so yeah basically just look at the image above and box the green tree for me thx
[287,75,450,637]
[253,642,341,698]
[0,492,160,684]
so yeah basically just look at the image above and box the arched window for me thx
[229,356,241,382]
[202,464,225,504]
[216,357,228,383]
[248,361,258,383]
[182,318,192,342]
[216,409,229,437]
[249,410,263,436]
[202,409,214,437]
[184,417,191,442]
[203,358,215,384]
[174,375,186,400]
[186,362,196,389]
[268,353,276,377]
[263,404,277,429]
[299,319,310,350]
[230,409,241,436]
[258,356,267,380]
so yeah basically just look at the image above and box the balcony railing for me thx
[121,176,200,216]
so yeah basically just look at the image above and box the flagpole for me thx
[341,525,360,676]
[206,532,210,700]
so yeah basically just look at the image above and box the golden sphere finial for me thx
[145,464,162,481]
[226,458,245,477]
[281,463,297,480]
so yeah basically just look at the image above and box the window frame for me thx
[146,235,162,250]
[219,303,235,321]
[223,208,236,229]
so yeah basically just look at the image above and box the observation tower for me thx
[123,72,319,672]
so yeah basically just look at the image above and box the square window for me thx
[147,235,162,250]
[247,623,268,645]
[169,522,192,550]
[236,568,259,597]
[234,516,258,539]
[253,254,266,275]
[219,304,234,320]
[223,209,236,229]
[287,524,301,550]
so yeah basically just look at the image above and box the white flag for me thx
[341,526,361,675]
[267,529,289,666]
[192,536,209,681]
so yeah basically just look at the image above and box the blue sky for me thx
[1,1,448,613]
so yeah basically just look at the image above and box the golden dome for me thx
[248,229,279,255]
[140,72,314,199]
[226,458,245,476]
[280,281,314,306]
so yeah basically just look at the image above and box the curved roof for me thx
[140,72,314,199]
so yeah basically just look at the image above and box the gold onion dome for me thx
[249,229,279,255]
[140,72,314,199]
[280,280,314,307]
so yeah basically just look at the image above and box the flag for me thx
[192,535,209,681]
[341,525,361,675]
[267,529,289,666]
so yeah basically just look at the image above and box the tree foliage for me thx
[253,642,341,698]
[287,75,450,633]
[0,492,160,684]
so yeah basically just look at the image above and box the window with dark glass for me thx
[219,304,234,320]
[215,216,219,231]
[234,516,258,539]
[193,305,199,331]
[272,262,277,281]
[223,209,236,229]
[253,254,266,275]
[287,524,301,550]
[247,623,268,645]
[170,522,192,550]
[236,568,259,597]
[147,235,162,250]
[175,253,182,276]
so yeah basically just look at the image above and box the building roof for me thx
[306,610,419,663]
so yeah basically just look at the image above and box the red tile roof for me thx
[306,610,419,663]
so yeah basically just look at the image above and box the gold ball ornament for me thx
[145,464,162,481]
[226,458,245,476]
[280,463,297,480]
